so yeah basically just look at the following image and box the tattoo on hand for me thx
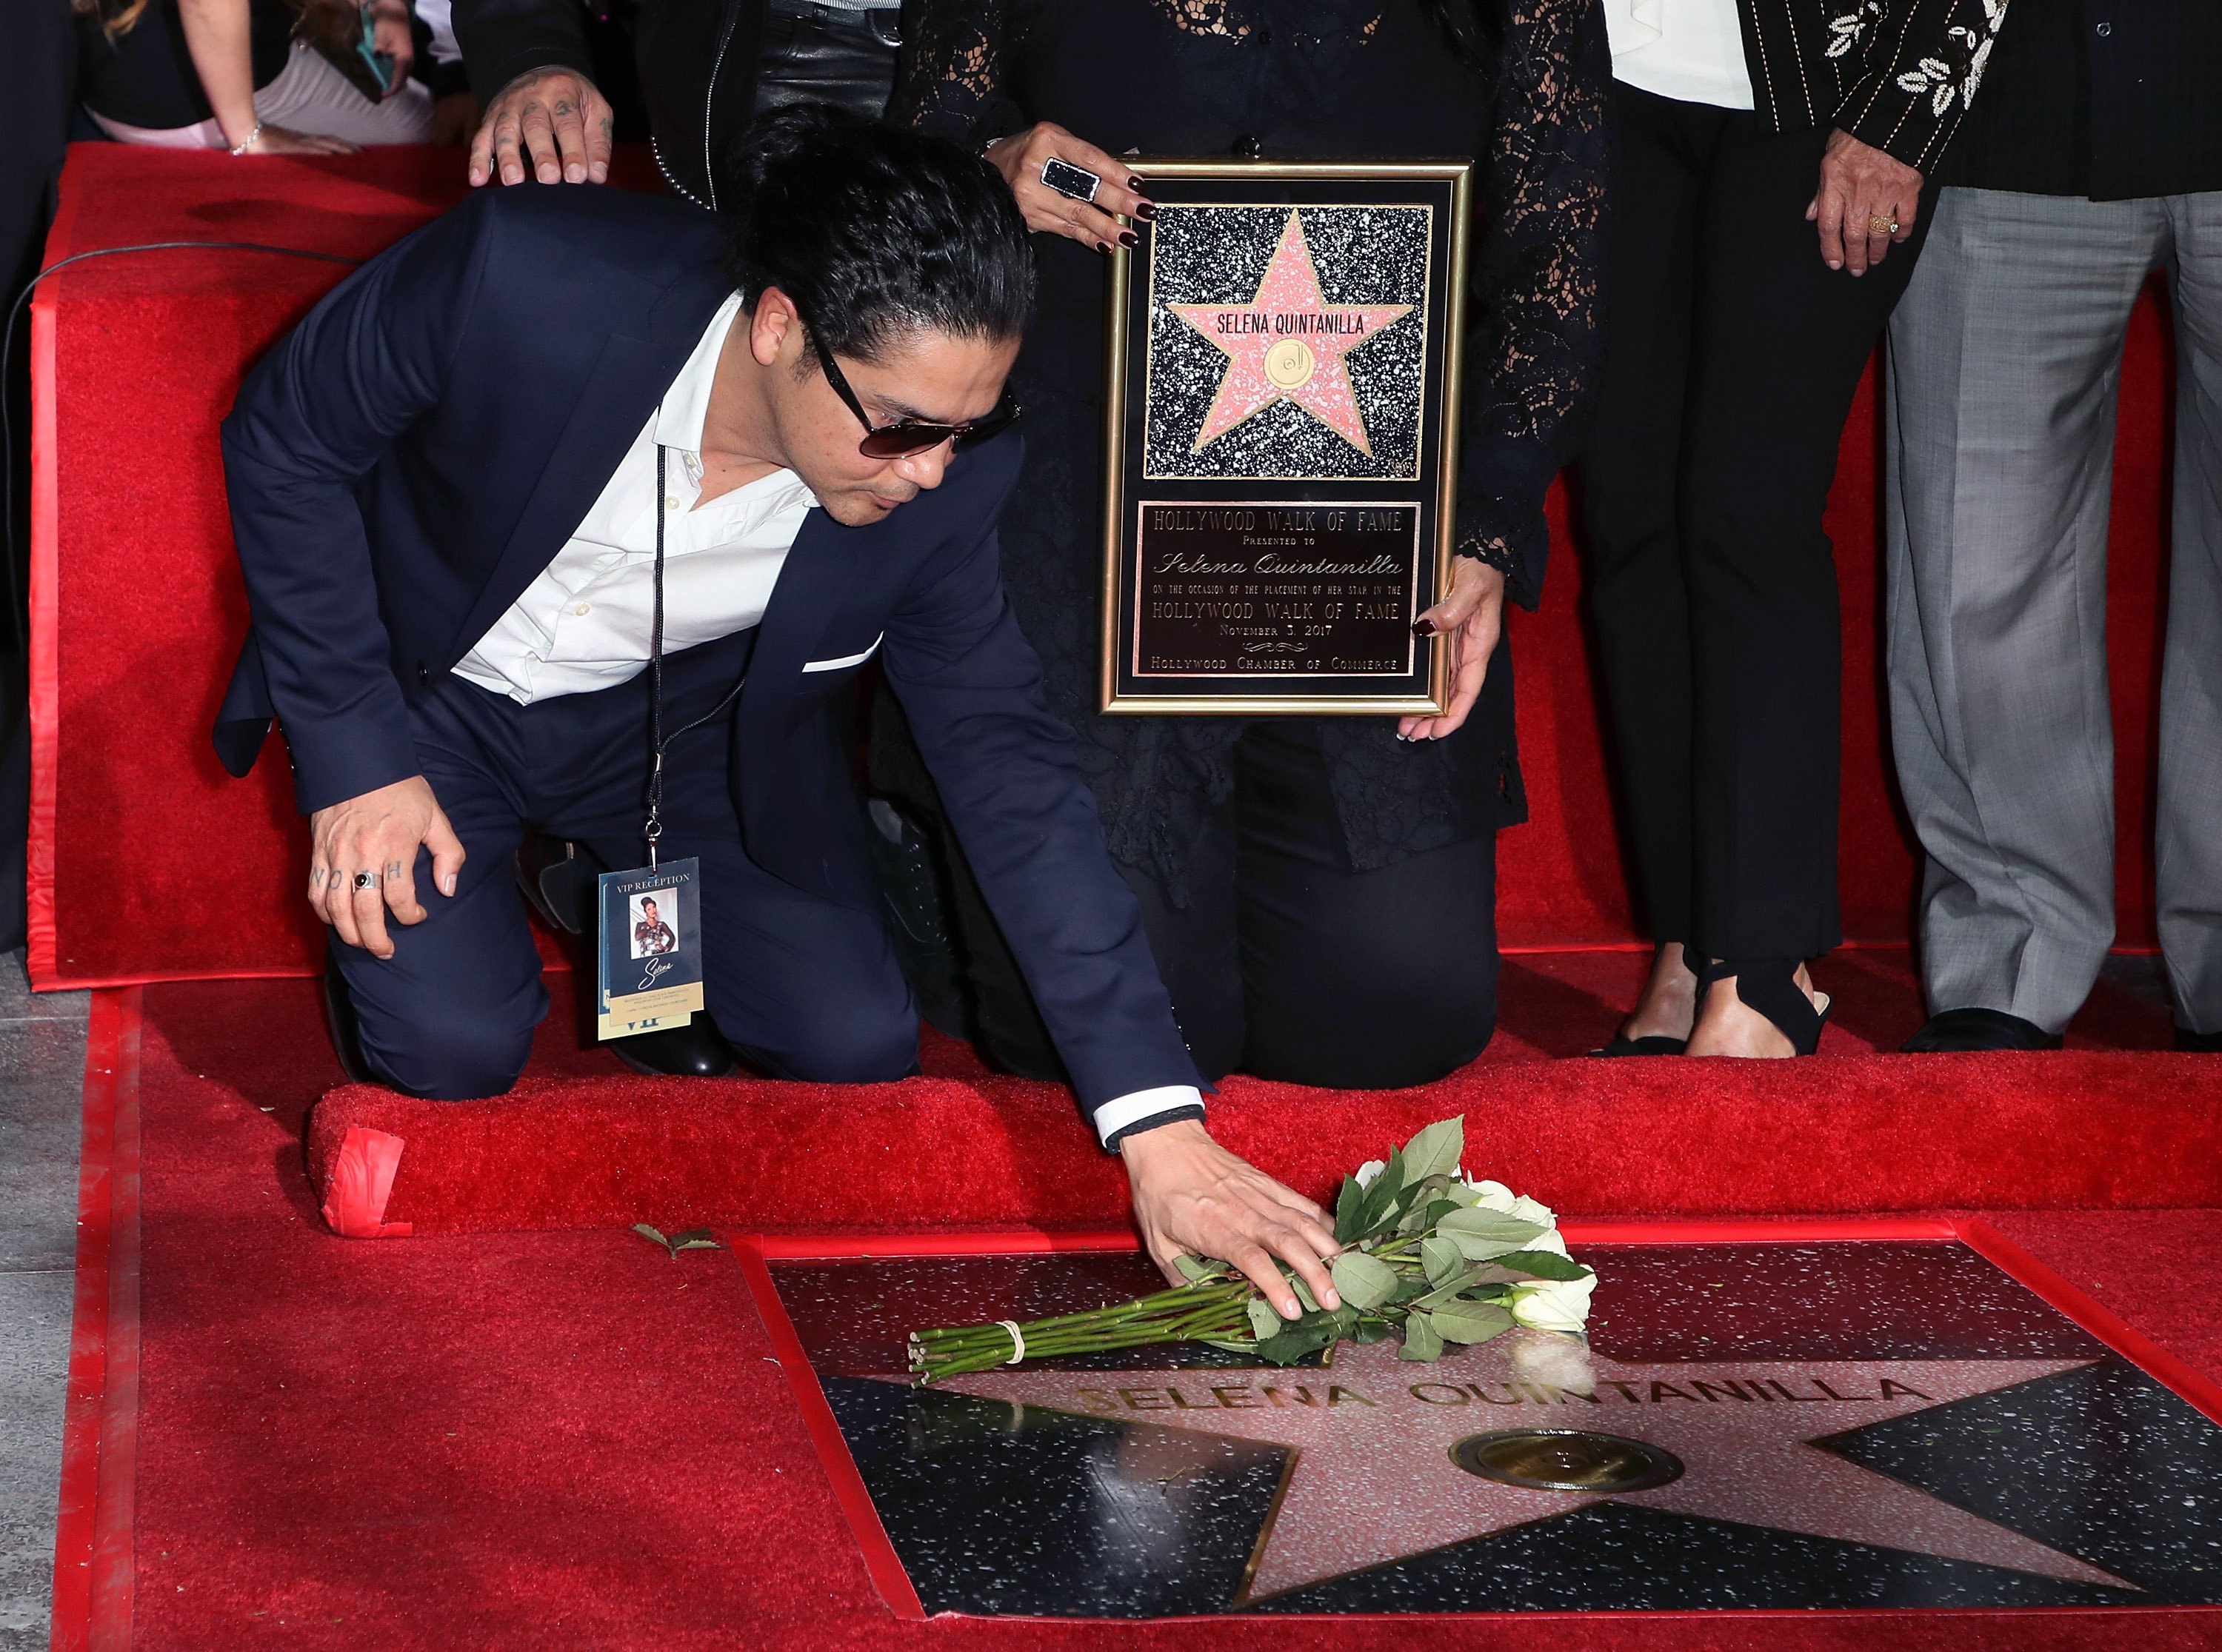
[385,862,404,880]
[553,101,575,118]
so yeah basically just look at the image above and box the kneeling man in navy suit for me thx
[214,107,1341,1315]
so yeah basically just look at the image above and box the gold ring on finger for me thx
[1867,213,1900,236]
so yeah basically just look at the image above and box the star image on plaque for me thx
[1144,204,1430,481]
[759,1240,2222,1618]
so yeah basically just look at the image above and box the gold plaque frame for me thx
[1100,159,1472,716]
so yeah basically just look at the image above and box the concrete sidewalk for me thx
[0,954,87,1650]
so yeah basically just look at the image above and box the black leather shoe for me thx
[611,1012,738,1078]
[513,835,604,936]
[321,971,376,1084]
[1901,1008,2063,1053]
[2176,1026,2222,1053]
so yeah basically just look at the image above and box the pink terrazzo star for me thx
[941,1336,2135,1604]
[1168,210,1413,456]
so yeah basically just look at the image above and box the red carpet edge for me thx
[305,1050,2222,1237]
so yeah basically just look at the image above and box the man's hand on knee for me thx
[307,776,466,960]
[1118,1118,1342,1322]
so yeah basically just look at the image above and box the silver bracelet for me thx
[228,121,263,157]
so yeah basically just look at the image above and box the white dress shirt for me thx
[1605,0,1755,111]
[455,292,816,705]
[453,291,1204,1146]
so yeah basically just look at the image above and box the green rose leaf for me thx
[1429,1302,1515,1344]
[1290,1269,1323,1314]
[632,1223,669,1247]
[1400,1311,1446,1362]
[1247,1297,1284,1341]
[1352,1320,1392,1344]
[1254,1323,1335,1366]
[1438,1207,1547,1245]
[1334,1174,1369,1245]
[1172,1253,1217,1284]
[1495,1250,1592,1282]
[1330,1250,1400,1311]
[1399,1116,1465,1184]
[1421,1235,1463,1285]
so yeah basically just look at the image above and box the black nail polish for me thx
[1127,175,1147,193]
[1412,618,1438,638]
[1118,230,1139,250]
[1132,201,1158,221]
[1096,241,1114,255]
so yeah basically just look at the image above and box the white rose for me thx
[1526,1227,1572,1259]
[1510,1194,1557,1227]
[1509,1271,1597,1334]
[1355,1159,1387,1190]
[1460,1177,1518,1211]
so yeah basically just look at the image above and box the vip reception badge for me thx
[595,857,706,1040]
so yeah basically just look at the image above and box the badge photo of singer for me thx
[1099,159,1472,715]
[595,857,706,1040]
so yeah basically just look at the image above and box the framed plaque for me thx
[1101,160,1472,715]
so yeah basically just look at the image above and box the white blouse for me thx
[1604,0,1755,113]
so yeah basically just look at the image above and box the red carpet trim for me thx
[50,986,142,1652]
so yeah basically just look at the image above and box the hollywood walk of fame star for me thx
[938,1334,2137,1604]
[1167,210,1414,456]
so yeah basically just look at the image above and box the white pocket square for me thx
[801,634,884,674]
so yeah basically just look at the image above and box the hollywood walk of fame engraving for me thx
[935,1338,2137,1602]
[769,1243,2222,1616]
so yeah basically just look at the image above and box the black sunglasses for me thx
[797,312,1021,459]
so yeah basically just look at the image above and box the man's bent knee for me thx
[358,1004,536,1100]
[733,1000,919,1085]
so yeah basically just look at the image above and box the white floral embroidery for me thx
[1893,1,2010,114]
[1826,1,1884,60]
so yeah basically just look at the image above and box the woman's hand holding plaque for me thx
[984,122,1155,253]
[1399,555,1504,743]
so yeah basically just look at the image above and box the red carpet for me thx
[27,144,2182,985]
[46,980,2215,1650]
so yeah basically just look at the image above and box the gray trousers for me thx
[1884,185,2222,1034]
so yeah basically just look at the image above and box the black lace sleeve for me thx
[892,0,1028,144]
[1454,0,1612,611]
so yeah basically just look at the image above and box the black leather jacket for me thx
[450,0,910,207]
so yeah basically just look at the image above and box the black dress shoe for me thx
[1589,1034,1688,1057]
[2177,1026,2222,1053]
[1901,1008,2063,1053]
[321,971,376,1084]
[611,1011,738,1078]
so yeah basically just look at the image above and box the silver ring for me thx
[353,870,378,892]
[1040,156,1102,205]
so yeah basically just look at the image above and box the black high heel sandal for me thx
[1589,1034,1688,1057]
[1695,957,1832,1056]
[1589,944,1695,1056]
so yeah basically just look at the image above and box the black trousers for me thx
[331,632,918,1100]
[913,721,1500,1088]
[1580,84,1930,962]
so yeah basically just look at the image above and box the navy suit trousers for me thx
[330,629,917,1099]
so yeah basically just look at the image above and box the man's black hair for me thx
[717,104,1035,369]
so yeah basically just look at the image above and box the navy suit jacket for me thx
[214,184,1200,1118]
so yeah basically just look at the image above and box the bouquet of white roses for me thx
[909,1114,1595,1385]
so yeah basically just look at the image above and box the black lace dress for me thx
[881,0,1609,905]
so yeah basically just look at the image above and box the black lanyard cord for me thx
[643,441,751,867]
[646,443,669,868]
